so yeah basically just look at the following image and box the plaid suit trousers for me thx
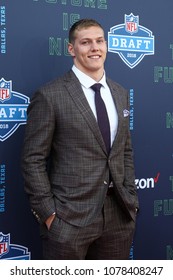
[41,193,136,260]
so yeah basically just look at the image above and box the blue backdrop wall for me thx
[0,0,173,260]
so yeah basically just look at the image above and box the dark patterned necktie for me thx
[91,83,111,153]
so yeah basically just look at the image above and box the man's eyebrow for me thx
[80,36,105,40]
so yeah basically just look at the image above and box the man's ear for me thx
[68,43,75,57]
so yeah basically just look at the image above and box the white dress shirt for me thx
[72,65,118,147]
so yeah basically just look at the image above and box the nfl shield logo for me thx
[0,77,30,142]
[0,78,11,102]
[108,13,154,68]
[0,232,10,258]
[125,13,139,35]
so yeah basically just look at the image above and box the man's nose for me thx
[90,41,99,51]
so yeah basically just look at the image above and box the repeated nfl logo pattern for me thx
[0,232,9,258]
[0,79,11,102]
[125,14,139,35]
[0,78,30,142]
[0,232,30,260]
[108,13,155,68]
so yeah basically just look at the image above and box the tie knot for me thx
[91,83,102,93]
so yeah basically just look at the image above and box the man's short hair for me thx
[69,18,104,44]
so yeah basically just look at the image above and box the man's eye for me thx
[97,39,104,43]
[82,41,89,45]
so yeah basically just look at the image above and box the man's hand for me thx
[45,212,56,230]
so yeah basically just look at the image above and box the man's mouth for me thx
[88,55,101,59]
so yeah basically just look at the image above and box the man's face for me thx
[68,26,107,78]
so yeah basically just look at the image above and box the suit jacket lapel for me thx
[64,71,107,154]
[106,79,125,153]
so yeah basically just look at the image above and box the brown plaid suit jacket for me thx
[22,70,139,227]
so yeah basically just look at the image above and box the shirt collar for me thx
[72,65,107,89]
